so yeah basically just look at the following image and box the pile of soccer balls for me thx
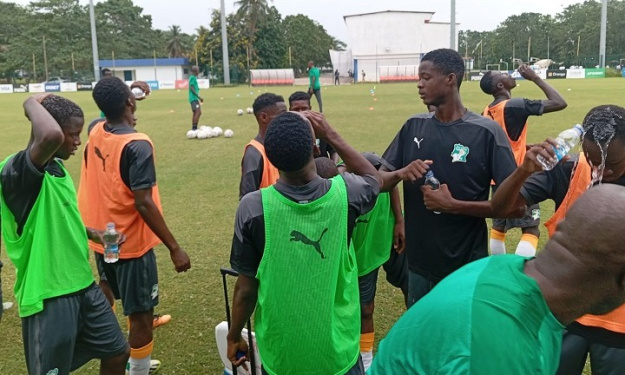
[237,108,253,116]
[187,126,234,139]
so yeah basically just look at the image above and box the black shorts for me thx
[95,250,159,316]
[190,100,201,112]
[492,203,540,231]
[21,283,128,374]
[358,249,408,305]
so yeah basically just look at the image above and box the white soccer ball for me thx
[237,109,244,116]
[246,107,253,114]
[197,130,208,139]
[211,129,220,137]
[199,125,208,132]
[213,126,224,136]
[224,129,234,138]
[186,130,197,139]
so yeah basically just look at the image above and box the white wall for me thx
[345,11,457,82]
[111,66,187,81]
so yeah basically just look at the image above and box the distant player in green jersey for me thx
[189,66,204,131]
[0,94,129,374]
[370,184,625,375]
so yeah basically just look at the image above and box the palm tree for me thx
[233,0,272,57]
[166,25,185,58]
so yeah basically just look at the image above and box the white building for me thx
[343,10,457,82]
[99,58,190,82]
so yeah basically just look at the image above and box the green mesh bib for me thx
[256,176,360,375]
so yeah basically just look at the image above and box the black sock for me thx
[192,124,197,130]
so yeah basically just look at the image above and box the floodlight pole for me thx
[599,0,607,68]
[89,0,100,81]
[450,0,456,50]
[220,0,230,85]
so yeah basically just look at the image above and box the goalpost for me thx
[485,64,500,71]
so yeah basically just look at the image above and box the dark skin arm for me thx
[491,139,560,215]
[379,160,433,192]
[24,95,63,170]
[519,65,567,113]
[303,111,381,186]
[190,86,203,103]
[133,189,191,272]
[390,186,405,254]
[226,275,259,369]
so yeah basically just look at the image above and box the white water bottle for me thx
[536,125,584,171]
[424,171,441,215]
[103,222,120,263]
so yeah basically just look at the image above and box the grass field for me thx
[1,78,618,374]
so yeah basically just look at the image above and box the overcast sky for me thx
[11,0,584,44]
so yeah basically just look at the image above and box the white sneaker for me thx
[125,359,161,375]
[2,302,13,310]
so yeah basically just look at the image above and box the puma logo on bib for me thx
[290,228,328,259]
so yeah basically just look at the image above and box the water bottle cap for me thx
[106,222,115,229]
[573,124,584,135]
[425,170,434,178]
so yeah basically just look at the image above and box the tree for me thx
[234,0,272,58]
[254,6,287,69]
[166,25,186,58]
[283,14,345,73]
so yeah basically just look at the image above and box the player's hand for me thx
[421,183,456,213]
[130,81,151,100]
[302,111,333,141]
[521,138,561,174]
[170,248,191,273]
[87,228,126,247]
[393,220,405,254]
[227,334,249,371]
[307,87,313,96]
[518,64,539,81]
[200,98,204,104]
[397,159,432,183]
[24,94,52,120]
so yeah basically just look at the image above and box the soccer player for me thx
[239,93,286,199]
[322,152,408,371]
[307,61,322,113]
[289,91,338,163]
[78,77,191,375]
[0,94,129,374]
[369,183,625,375]
[227,111,382,374]
[189,66,204,131]
[314,156,339,178]
[380,48,519,307]
[491,105,625,375]
[481,64,567,257]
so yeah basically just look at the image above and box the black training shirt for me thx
[485,98,544,141]
[382,110,517,281]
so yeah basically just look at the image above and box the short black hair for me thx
[40,95,84,128]
[93,76,131,120]
[583,105,625,144]
[253,93,285,115]
[101,68,112,77]
[265,112,313,172]
[288,91,311,106]
[480,71,495,95]
[421,48,465,88]
[315,157,339,179]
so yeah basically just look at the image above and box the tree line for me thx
[0,0,344,84]
[459,0,625,70]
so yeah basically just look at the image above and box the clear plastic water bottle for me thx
[536,124,584,171]
[131,87,146,99]
[103,222,120,263]
[424,171,441,214]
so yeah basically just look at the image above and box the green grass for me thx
[1,78,618,374]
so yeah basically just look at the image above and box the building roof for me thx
[99,58,190,68]
[343,10,435,21]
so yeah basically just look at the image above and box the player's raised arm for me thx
[519,64,567,113]
[24,95,64,169]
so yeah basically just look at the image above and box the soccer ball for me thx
[197,130,208,139]
[213,127,224,136]
[224,129,234,138]
[246,107,253,114]
[237,109,244,116]
[186,130,197,139]
[211,129,220,137]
